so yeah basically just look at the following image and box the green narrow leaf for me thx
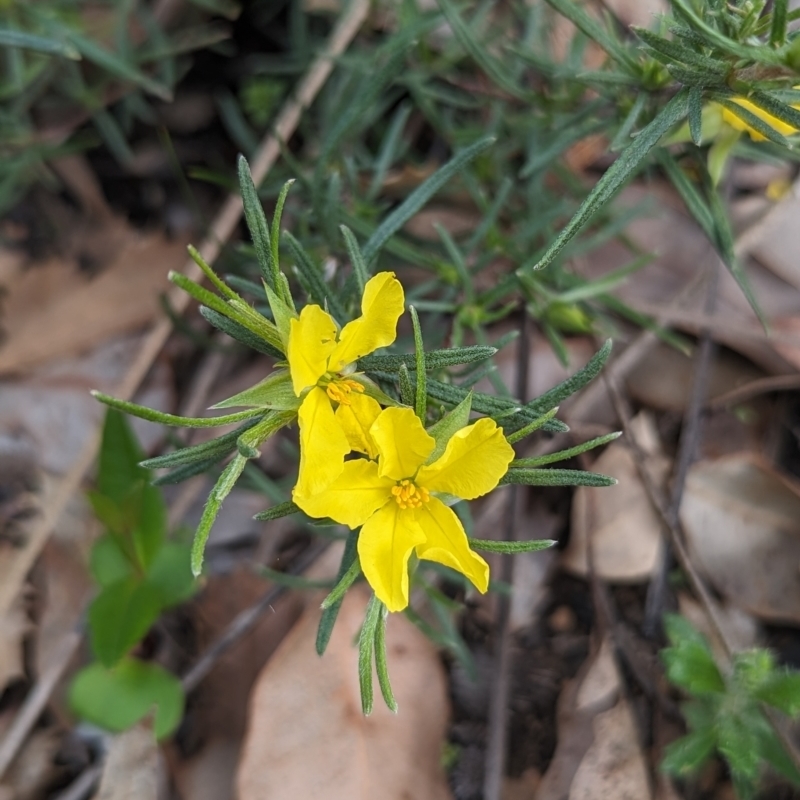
[191,455,248,575]
[199,307,283,358]
[321,557,362,610]
[398,364,415,407]
[633,27,727,73]
[661,728,717,776]
[0,27,80,58]
[437,0,528,99]
[511,432,621,468]
[92,391,264,429]
[688,86,704,146]
[610,92,647,152]
[410,307,426,421]
[64,30,171,100]
[358,594,383,715]
[753,672,800,715]
[500,468,617,487]
[771,0,788,47]
[253,500,301,521]
[543,0,638,69]
[187,245,240,301]
[340,225,368,294]
[374,603,397,712]
[283,231,347,321]
[359,345,495,372]
[238,155,276,289]
[271,179,295,304]
[523,339,612,417]
[316,531,359,655]
[532,90,689,272]
[715,97,791,148]
[362,136,495,266]
[657,151,714,238]
[469,538,556,553]
[367,102,412,201]
[506,407,560,444]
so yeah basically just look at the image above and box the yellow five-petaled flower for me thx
[286,272,405,496]
[293,406,515,612]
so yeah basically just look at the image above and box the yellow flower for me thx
[287,272,404,496]
[293,407,515,612]
[720,97,800,142]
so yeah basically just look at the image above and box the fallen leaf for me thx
[236,587,452,800]
[0,728,64,800]
[92,721,166,800]
[563,414,668,582]
[536,638,652,800]
[681,453,800,624]
[0,231,185,375]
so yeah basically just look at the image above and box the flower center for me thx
[391,479,430,510]
[325,378,365,406]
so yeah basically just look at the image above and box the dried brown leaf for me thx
[236,587,452,800]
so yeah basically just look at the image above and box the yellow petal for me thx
[287,304,338,396]
[370,407,435,481]
[295,387,350,496]
[415,497,489,594]
[358,501,425,612]
[721,98,799,142]
[293,458,393,528]
[335,393,382,458]
[328,272,404,371]
[417,417,514,499]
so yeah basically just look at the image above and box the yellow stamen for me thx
[392,479,430,510]
[325,377,365,406]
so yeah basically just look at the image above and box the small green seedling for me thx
[69,409,196,739]
[661,614,800,799]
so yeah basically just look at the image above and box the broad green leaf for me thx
[759,726,800,785]
[663,639,725,695]
[145,542,197,608]
[97,410,146,505]
[753,671,800,715]
[87,490,126,535]
[69,658,184,739]
[532,90,689,272]
[89,577,162,667]
[717,713,762,780]
[661,727,717,775]
[90,534,133,588]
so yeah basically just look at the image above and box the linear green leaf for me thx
[374,604,397,712]
[238,155,276,289]
[410,307,427,421]
[283,231,347,321]
[199,307,283,358]
[500,468,617,487]
[92,391,264,429]
[532,90,689,272]
[0,28,80,58]
[511,432,621,468]
[253,501,301,521]
[362,136,495,265]
[340,225,368,293]
[771,0,788,47]
[316,532,359,655]
[359,345,495,372]
[358,594,382,715]
[469,538,556,553]
[141,420,261,469]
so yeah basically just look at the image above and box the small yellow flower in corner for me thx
[287,272,405,496]
[293,407,515,612]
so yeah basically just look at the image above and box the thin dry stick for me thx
[604,375,800,778]
[0,0,371,622]
[708,373,800,410]
[643,259,719,636]
[0,0,370,782]
[0,630,82,778]
[483,313,531,800]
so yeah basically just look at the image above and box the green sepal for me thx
[211,370,300,411]
[264,283,297,347]
[426,392,472,465]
